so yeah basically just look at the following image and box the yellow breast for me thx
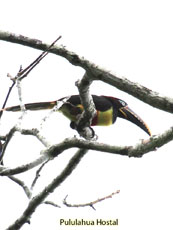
[97,107,113,126]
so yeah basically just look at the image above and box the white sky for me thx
[0,0,173,229]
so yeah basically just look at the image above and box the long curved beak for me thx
[119,106,151,136]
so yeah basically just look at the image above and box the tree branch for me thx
[0,80,15,120]
[0,30,173,113]
[0,125,50,165]
[44,200,61,208]
[0,154,48,176]
[41,126,173,158]
[8,175,32,199]
[76,73,96,123]
[0,126,17,164]
[17,127,51,147]
[18,35,61,80]
[0,36,62,164]
[63,190,120,210]
[74,73,97,139]
[1,125,173,176]
[30,159,50,190]
[6,149,88,230]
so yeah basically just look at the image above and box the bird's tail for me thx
[2,101,57,112]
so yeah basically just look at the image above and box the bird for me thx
[2,95,151,136]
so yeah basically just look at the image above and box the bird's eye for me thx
[119,99,126,107]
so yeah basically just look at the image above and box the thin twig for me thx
[30,159,50,190]
[39,100,62,130]
[0,126,17,164]
[8,175,32,199]
[16,78,26,113]
[63,190,120,210]
[0,80,15,120]
[44,201,61,208]
[18,36,61,80]
[16,127,51,147]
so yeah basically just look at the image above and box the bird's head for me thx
[104,96,151,136]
